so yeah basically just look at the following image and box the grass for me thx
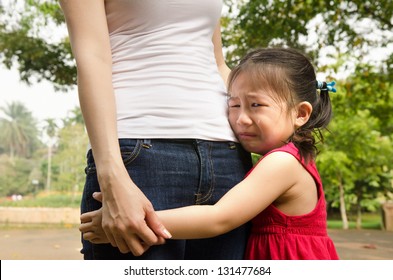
[0,191,81,208]
[0,192,385,230]
[327,213,383,230]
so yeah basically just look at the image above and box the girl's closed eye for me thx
[228,98,240,108]
[251,102,270,108]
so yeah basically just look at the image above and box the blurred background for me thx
[0,0,392,259]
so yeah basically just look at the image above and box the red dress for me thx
[244,143,339,260]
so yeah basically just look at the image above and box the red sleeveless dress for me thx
[244,143,339,260]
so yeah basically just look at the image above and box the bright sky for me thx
[0,65,79,126]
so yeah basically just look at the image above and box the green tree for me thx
[317,73,393,228]
[2,0,392,89]
[0,101,40,160]
[223,0,393,70]
[62,106,84,126]
[0,154,39,196]
[0,0,75,91]
[317,151,353,229]
[50,122,87,197]
[42,118,58,192]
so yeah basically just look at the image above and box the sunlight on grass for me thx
[0,191,81,208]
[327,213,382,229]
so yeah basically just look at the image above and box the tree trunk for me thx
[339,175,349,229]
[9,145,15,166]
[356,200,362,229]
[46,144,52,192]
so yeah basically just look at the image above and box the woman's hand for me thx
[80,188,171,256]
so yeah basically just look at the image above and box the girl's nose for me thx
[236,111,252,126]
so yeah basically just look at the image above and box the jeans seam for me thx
[195,142,215,204]
[122,139,143,166]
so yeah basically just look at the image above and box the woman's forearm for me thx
[61,0,126,182]
[76,56,124,178]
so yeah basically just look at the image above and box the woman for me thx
[60,0,252,260]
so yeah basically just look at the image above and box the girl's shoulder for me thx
[249,147,304,184]
[267,142,300,160]
[251,143,303,171]
[248,142,316,185]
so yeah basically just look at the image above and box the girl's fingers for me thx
[79,221,93,233]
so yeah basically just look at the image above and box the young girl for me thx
[80,48,339,260]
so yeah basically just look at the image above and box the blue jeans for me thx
[81,139,252,260]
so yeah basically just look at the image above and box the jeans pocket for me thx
[83,139,145,175]
[82,139,144,213]
[120,139,144,167]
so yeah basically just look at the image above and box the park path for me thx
[0,227,392,260]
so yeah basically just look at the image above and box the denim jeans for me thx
[81,139,252,260]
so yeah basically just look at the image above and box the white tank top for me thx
[105,0,236,141]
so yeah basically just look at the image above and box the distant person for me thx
[60,0,252,259]
[81,48,340,260]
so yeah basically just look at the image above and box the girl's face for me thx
[228,73,297,155]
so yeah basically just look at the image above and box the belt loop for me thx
[142,139,152,149]
[228,141,237,150]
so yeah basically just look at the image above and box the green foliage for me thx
[0,105,86,198]
[49,123,88,193]
[327,212,383,229]
[251,153,261,165]
[327,219,382,230]
[0,102,41,158]
[0,0,75,91]
[43,118,58,139]
[0,191,81,208]
[25,0,66,25]
[317,73,393,213]
[342,64,393,135]
[0,28,76,91]
[223,0,393,72]
[0,155,40,196]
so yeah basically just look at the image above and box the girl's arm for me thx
[60,0,167,256]
[157,152,301,239]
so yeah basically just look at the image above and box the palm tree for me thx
[42,118,58,192]
[0,101,39,161]
[62,106,84,126]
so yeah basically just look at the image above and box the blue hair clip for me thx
[316,80,336,93]
[326,81,336,93]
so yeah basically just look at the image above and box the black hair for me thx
[228,48,333,163]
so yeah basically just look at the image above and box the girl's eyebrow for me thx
[229,89,271,99]
[245,92,259,98]
[244,91,270,99]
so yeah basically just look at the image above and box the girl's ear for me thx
[294,101,312,128]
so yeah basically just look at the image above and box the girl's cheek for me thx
[228,116,238,130]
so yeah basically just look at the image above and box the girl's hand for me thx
[80,208,110,244]
[80,192,168,252]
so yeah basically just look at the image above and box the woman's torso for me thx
[105,0,236,141]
